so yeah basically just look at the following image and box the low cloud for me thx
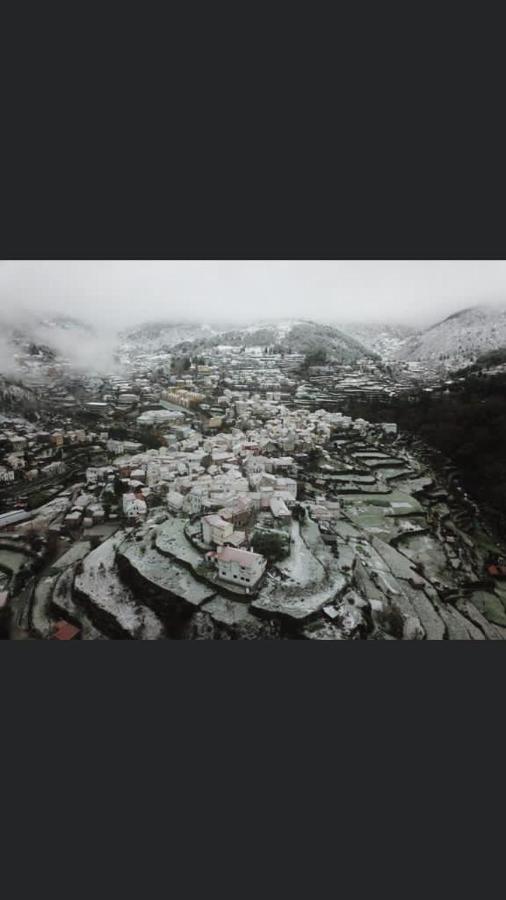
[0,333,19,377]
[0,310,120,376]
[35,323,120,373]
[2,261,506,332]
[1,261,506,376]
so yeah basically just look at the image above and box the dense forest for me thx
[340,370,506,537]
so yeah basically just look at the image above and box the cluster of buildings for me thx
[75,396,390,592]
[3,330,503,642]
[162,388,206,409]
[0,421,94,488]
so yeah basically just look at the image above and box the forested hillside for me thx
[337,372,506,537]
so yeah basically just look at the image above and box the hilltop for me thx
[173,319,374,363]
[121,321,226,354]
[395,304,506,369]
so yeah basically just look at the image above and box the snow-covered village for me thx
[2,314,506,641]
[2,261,506,640]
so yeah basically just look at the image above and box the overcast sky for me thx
[1,260,506,329]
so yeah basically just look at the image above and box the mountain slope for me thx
[0,314,95,360]
[173,319,374,363]
[337,322,415,359]
[395,304,506,369]
[122,321,225,353]
[0,314,119,375]
[0,375,40,416]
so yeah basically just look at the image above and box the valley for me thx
[1,307,506,640]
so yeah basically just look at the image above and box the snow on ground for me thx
[31,495,70,526]
[438,604,485,640]
[75,531,164,638]
[334,519,361,541]
[300,516,337,571]
[458,594,506,638]
[276,520,326,586]
[201,595,265,634]
[0,548,29,575]
[119,535,215,607]
[469,587,506,628]
[31,574,58,637]
[156,516,203,566]
[252,579,345,620]
[253,519,346,620]
[302,620,346,640]
[371,537,422,581]
[395,532,450,583]
[0,414,32,424]
[51,541,91,570]
[52,564,106,640]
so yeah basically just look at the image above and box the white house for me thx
[123,493,147,521]
[268,456,294,473]
[270,496,291,520]
[42,461,66,477]
[65,510,83,527]
[86,466,112,486]
[106,439,124,455]
[183,492,203,516]
[244,455,266,475]
[274,477,297,499]
[88,504,105,524]
[9,436,27,451]
[214,546,267,590]
[202,514,233,546]
[167,490,185,514]
[6,453,25,470]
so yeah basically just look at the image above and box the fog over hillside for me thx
[0,308,121,376]
[0,334,18,376]
[2,260,506,328]
[2,260,506,374]
[34,320,119,373]
[4,262,506,642]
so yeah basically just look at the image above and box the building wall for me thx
[217,557,265,587]
[202,518,233,545]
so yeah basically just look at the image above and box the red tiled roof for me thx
[203,514,228,526]
[52,621,80,641]
[488,564,506,577]
[215,546,264,567]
